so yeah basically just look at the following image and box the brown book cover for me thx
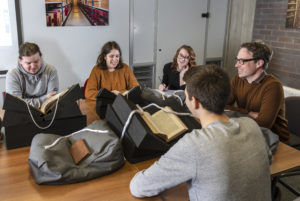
[69,138,90,164]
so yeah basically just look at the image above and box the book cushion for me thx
[28,120,124,185]
[141,88,186,107]
[95,88,117,119]
[95,87,143,119]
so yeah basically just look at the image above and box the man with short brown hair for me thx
[130,65,271,201]
[227,42,289,142]
[6,42,59,108]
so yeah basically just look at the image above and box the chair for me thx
[278,96,300,196]
[2,91,6,102]
[82,79,88,99]
[286,96,300,149]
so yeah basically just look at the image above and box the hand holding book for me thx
[39,88,70,114]
[46,91,57,99]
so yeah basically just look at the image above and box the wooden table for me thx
[270,142,300,176]
[1,100,300,201]
[0,100,183,201]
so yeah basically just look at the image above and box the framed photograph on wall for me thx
[286,0,300,28]
[45,0,109,26]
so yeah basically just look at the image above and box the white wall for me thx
[16,0,229,92]
[19,0,130,91]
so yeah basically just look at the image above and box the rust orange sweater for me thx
[227,74,289,142]
[85,63,139,101]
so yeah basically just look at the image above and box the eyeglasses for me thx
[235,58,260,65]
[178,54,190,61]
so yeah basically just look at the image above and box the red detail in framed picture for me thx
[286,0,300,28]
[45,0,109,27]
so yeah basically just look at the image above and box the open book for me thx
[13,87,70,114]
[39,88,70,114]
[96,86,142,119]
[97,86,140,98]
[121,86,140,96]
[96,86,141,104]
[140,106,188,142]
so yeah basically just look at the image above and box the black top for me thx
[161,62,185,90]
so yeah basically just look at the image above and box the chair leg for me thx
[278,178,300,196]
[272,177,281,201]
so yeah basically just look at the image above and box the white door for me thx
[156,0,208,87]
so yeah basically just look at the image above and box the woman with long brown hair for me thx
[85,41,139,101]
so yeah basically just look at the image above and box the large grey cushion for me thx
[28,120,124,185]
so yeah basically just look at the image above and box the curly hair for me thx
[171,45,196,71]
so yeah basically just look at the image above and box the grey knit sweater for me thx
[6,62,59,108]
[130,117,272,201]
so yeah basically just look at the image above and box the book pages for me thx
[140,112,161,134]
[140,106,188,142]
[40,88,69,114]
